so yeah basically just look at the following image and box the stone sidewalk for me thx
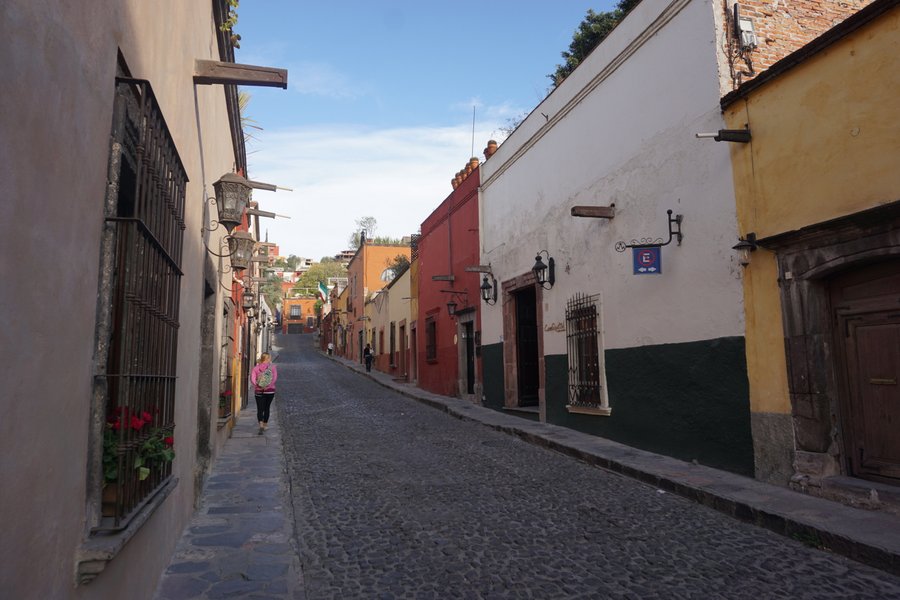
[330,353,900,577]
[154,406,303,599]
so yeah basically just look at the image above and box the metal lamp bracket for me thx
[615,210,683,252]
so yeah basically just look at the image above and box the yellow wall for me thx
[725,6,900,415]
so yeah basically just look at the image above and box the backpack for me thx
[257,365,273,389]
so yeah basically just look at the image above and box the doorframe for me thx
[456,310,478,401]
[501,272,545,420]
[759,201,900,483]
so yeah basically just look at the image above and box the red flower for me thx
[142,411,153,423]
[164,436,174,446]
[223,390,233,396]
[111,419,121,431]
[130,415,145,430]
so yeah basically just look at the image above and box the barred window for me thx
[565,293,610,415]
[425,316,437,361]
[290,305,301,317]
[99,78,186,528]
[307,316,314,328]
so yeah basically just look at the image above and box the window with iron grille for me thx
[97,77,186,529]
[389,321,396,366]
[425,317,437,361]
[565,293,610,415]
[290,305,301,318]
[306,316,314,328]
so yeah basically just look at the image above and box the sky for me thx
[235,1,618,261]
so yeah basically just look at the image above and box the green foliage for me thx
[292,261,348,295]
[386,254,410,280]
[260,272,284,309]
[220,0,241,48]
[372,236,403,245]
[103,423,174,483]
[548,1,642,89]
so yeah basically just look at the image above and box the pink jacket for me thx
[250,362,277,393]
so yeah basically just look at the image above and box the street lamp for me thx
[211,173,252,233]
[228,231,256,272]
[480,274,497,305]
[532,250,555,289]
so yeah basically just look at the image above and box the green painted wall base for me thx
[482,338,754,477]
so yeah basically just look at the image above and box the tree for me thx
[285,255,302,270]
[348,216,378,250]
[385,254,410,280]
[291,261,348,295]
[548,1,642,89]
[260,273,284,310]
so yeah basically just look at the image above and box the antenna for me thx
[471,104,476,158]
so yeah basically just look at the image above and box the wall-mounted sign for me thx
[633,247,661,275]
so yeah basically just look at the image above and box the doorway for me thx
[464,321,475,395]
[831,260,900,483]
[514,287,540,406]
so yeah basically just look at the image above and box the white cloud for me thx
[289,61,366,99]
[246,120,507,260]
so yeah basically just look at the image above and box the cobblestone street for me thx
[275,335,900,599]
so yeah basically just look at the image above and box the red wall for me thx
[416,168,481,397]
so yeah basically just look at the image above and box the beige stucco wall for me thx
[724,5,900,416]
[0,1,238,597]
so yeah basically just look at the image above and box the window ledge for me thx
[75,478,178,585]
[566,405,612,417]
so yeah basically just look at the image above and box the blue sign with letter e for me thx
[632,247,661,275]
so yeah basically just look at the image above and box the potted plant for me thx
[218,389,233,418]
[102,408,175,516]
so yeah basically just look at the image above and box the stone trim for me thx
[757,201,900,486]
[75,478,178,584]
[500,273,545,420]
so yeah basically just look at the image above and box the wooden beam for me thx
[194,60,288,89]
[571,205,616,219]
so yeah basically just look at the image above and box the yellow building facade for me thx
[723,0,900,503]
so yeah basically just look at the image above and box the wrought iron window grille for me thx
[565,293,607,411]
[95,78,185,531]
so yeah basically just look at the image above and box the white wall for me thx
[480,0,744,356]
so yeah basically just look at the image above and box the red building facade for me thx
[416,160,482,399]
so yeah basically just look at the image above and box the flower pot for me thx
[101,484,119,517]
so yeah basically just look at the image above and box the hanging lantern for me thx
[228,231,256,272]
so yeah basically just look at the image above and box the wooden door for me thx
[831,260,900,483]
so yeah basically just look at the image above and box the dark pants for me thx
[255,392,275,423]
[365,356,373,372]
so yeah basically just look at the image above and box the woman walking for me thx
[250,352,278,434]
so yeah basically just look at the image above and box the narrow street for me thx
[274,334,900,599]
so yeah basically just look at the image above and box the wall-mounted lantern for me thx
[228,231,256,272]
[480,274,497,305]
[446,299,458,316]
[532,251,555,289]
[211,173,252,233]
[732,232,757,267]
[241,289,255,310]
